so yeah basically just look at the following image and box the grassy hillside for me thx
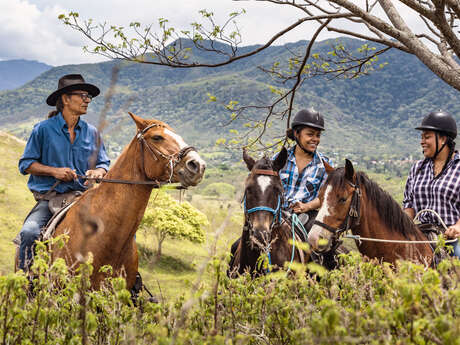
[0,132,35,274]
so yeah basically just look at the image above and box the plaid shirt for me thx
[276,146,331,210]
[403,151,460,226]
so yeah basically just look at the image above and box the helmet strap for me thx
[294,137,314,156]
[432,132,448,160]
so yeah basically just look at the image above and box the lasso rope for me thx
[344,209,457,244]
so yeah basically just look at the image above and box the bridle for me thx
[136,123,196,182]
[242,169,283,240]
[313,179,361,242]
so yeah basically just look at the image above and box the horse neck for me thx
[353,187,433,264]
[90,138,154,234]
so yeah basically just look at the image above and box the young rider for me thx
[280,108,333,234]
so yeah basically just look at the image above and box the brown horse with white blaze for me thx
[308,159,433,265]
[50,112,206,289]
[229,148,308,276]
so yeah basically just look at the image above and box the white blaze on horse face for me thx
[308,185,333,248]
[257,176,272,195]
[164,128,187,149]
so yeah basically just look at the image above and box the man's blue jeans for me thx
[19,200,52,271]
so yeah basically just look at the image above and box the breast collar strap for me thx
[136,123,196,182]
[313,179,361,238]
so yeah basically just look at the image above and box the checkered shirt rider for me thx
[403,151,460,227]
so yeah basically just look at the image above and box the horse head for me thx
[308,159,360,252]
[129,112,206,187]
[242,147,287,249]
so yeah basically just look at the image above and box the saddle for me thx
[417,223,449,266]
[13,191,82,246]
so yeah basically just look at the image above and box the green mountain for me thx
[0,59,52,91]
[0,38,458,164]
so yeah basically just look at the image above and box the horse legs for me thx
[227,238,241,277]
[118,239,138,291]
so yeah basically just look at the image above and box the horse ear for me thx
[128,112,149,131]
[243,148,256,171]
[323,159,335,174]
[272,147,288,172]
[344,159,355,182]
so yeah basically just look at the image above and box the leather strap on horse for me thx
[77,175,187,189]
[253,169,279,177]
[313,179,361,235]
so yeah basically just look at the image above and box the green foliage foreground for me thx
[1,242,459,345]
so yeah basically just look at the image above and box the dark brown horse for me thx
[229,148,308,276]
[30,112,205,289]
[308,159,433,265]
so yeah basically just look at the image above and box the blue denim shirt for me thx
[18,113,110,194]
[274,146,332,209]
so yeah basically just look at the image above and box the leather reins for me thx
[79,123,195,189]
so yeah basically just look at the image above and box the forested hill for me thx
[0,37,458,162]
[0,60,52,91]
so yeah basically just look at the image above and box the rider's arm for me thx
[403,207,415,219]
[26,162,76,181]
[291,197,321,213]
[445,218,460,238]
[306,197,321,211]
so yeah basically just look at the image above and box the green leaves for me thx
[140,190,208,257]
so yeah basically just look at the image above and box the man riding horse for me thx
[18,74,109,272]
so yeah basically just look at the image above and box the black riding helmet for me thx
[415,110,457,139]
[415,110,457,162]
[291,108,325,131]
[288,108,325,155]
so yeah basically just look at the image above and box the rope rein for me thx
[344,209,457,244]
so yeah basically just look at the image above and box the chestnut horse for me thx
[23,112,206,290]
[229,148,309,277]
[308,159,433,265]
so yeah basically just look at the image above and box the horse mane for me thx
[327,168,421,238]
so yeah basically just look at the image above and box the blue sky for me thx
[0,1,421,66]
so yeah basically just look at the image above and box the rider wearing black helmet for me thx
[403,110,460,257]
[279,108,332,230]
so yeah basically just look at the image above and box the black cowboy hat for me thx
[46,74,100,106]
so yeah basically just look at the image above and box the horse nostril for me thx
[186,159,199,174]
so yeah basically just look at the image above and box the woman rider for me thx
[229,108,332,264]
[281,108,333,234]
[403,110,460,257]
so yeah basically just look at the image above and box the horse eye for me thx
[152,135,164,141]
[338,197,347,203]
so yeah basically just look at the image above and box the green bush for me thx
[2,242,459,345]
[202,182,236,199]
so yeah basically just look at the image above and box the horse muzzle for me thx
[176,150,206,187]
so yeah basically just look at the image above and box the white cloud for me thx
[0,0,430,66]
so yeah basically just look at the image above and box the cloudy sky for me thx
[1,0,422,66]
